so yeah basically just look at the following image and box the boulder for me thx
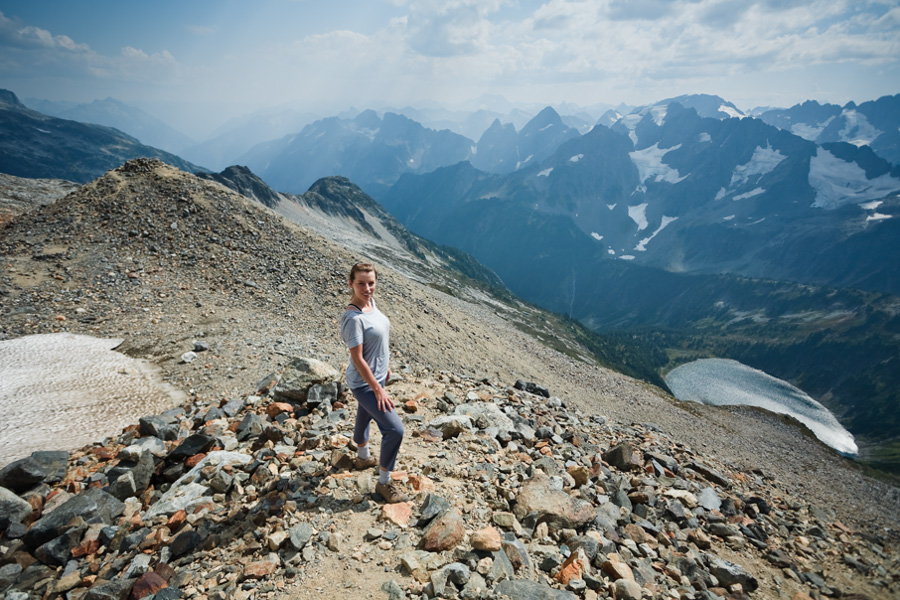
[0,457,47,493]
[23,487,124,551]
[495,579,577,600]
[512,473,596,529]
[0,486,33,527]
[274,357,338,401]
[421,508,465,552]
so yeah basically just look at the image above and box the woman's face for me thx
[350,270,377,301]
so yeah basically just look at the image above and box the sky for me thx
[0,0,898,138]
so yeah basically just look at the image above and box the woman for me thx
[340,263,407,503]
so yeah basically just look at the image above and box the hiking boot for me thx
[352,455,377,470]
[375,480,409,503]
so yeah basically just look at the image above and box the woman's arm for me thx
[348,344,394,412]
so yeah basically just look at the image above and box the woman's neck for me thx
[350,296,373,311]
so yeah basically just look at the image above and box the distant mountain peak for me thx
[0,89,26,109]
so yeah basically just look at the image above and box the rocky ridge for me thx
[0,160,898,600]
[1,360,897,600]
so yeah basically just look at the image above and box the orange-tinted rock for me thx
[600,553,634,581]
[184,453,207,469]
[421,508,465,552]
[130,572,167,600]
[266,402,294,418]
[166,510,187,531]
[408,474,436,493]
[381,502,413,527]
[470,527,502,552]
[555,547,590,585]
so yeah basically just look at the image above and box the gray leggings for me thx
[351,383,404,471]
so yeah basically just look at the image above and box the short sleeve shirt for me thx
[340,300,390,390]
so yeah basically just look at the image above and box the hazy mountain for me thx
[379,100,900,458]
[0,90,202,183]
[180,108,320,171]
[386,101,900,296]
[471,106,581,174]
[237,110,474,197]
[757,95,900,166]
[24,96,195,154]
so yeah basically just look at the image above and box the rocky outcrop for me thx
[1,363,896,600]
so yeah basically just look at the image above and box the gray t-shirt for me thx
[340,300,390,390]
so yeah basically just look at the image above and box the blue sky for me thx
[1,0,898,136]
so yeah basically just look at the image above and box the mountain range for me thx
[0,91,201,183]
[23,96,196,155]
[2,87,899,472]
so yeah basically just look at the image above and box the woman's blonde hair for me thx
[349,262,377,282]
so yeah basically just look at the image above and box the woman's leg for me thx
[350,385,404,471]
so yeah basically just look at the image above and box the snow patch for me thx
[608,248,616,255]
[698,132,711,143]
[719,105,745,119]
[629,143,686,185]
[537,168,553,178]
[733,188,765,201]
[628,203,649,231]
[810,149,900,209]
[607,203,617,210]
[591,232,604,241]
[635,216,678,251]
[618,255,636,260]
[867,213,892,221]
[569,154,584,163]
[790,119,832,141]
[724,215,735,221]
[515,155,534,170]
[539,123,555,132]
[730,144,785,187]
[840,109,881,147]
[860,200,883,210]
[715,187,727,201]
[649,105,667,126]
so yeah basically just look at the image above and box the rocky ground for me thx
[0,160,898,600]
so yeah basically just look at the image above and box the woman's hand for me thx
[375,385,395,412]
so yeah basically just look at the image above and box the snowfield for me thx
[810,149,900,209]
[629,143,686,185]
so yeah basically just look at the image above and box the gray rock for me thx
[0,486,33,527]
[426,415,474,439]
[139,414,176,437]
[495,579,577,600]
[84,576,137,600]
[23,487,124,551]
[29,450,69,483]
[0,457,46,493]
[697,487,722,511]
[454,402,515,433]
[613,579,643,600]
[168,433,216,461]
[706,556,759,591]
[306,382,339,410]
[289,523,314,550]
[274,357,339,401]
[236,413,266,441]
[381,579,405,600]
[513,473,596,529]
[685,461,731,488]
[419,493,451,526]
[602,442,641,472]
[146,451,251,518]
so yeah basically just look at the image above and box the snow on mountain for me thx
[628,203,649,230]
[839,109,881,147]
[809,149,900,209]
[629,143,686,186]
[635,215,678,252]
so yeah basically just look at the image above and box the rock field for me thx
[0,160,898,600]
